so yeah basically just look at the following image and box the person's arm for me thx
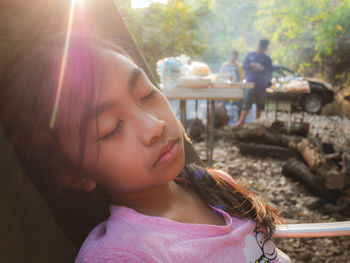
[236,61,245,81]
[264,56,273,81]
[220,62,227,74]
[242,53,251,72]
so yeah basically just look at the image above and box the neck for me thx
[112,181,187,217]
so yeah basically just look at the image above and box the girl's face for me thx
[59,50,185,197]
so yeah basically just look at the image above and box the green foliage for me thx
[116,0,264,73]
[116,0,207,72]
[257,0,350,81]
[115,0,350,88]
[196,0,262,71]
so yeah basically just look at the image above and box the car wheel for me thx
[303,93,323,114]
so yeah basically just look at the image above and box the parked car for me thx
[267,65,334,114]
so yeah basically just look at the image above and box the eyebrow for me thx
[85,67,143,121]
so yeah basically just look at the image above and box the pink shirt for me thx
[76,205,291,262]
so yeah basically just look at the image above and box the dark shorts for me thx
[242,88,266,111]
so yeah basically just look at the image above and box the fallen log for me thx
[233,124,268,143]
[342,151,350,177]
[270,120,310,137]
[288,138,345,190]
[315,166,345,190]
[239,143,301,160]
[235,121,348,192]
[322,142,336,154]
[288,138,326,170]
[234,125,302,148]
[282,158,338,202]
[263,132,295,148]
[324,152,341,162]
[342,151,350,189]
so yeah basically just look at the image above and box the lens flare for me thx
[50,0,77,128]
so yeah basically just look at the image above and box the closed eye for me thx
[100,120,123,141]
[141,88,158,103]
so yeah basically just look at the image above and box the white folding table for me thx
[162,83,253,165]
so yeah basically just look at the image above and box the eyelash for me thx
[101,120,123,141]
[100,88,157,141]
[141,88,157,103]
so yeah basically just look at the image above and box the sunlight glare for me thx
[131,0,167,9]
[50,0,77,128]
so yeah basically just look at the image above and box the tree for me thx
[195,0,262,72]
[116,0,207,73]
[257,0,350,86]
[116,0,264,73]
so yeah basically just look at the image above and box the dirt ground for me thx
[192,112,350,263]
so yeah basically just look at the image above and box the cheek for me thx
[168,111,184,136]
[83,136,142,176]
[160,100,183,130]
[86,143,151,193]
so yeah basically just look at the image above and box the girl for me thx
[0,34,291,262]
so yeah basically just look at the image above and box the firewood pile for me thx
[191,113,350,262]
[233,118,350,216]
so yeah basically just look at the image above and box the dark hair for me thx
[0,33,122,244]
[0,33,282,245]
[180,164,283,238]
[259,39,270,49]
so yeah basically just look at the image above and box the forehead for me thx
[103,50,136,79]
[56,49,136,131]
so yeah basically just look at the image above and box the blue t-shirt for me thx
[243,51,272,90]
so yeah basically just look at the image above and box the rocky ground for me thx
[192,112,350,263]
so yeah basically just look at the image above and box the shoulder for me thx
[221,61,229,67]
[76,206,171,262]
[264,54,272,62]
[235,61,244,70]
[246,51,257,57]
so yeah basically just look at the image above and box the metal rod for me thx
[274,221,350,238]
[180,100,187,129]
[209,100,215,166]
[206,100,210,162]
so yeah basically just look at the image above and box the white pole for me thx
[274,221,350,238]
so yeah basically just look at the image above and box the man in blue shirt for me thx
[233,39,272,128]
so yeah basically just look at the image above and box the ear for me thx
[60,170,97,192]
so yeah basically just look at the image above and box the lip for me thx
[153,139,179,167]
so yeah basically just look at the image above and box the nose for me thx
[139,112,166,146]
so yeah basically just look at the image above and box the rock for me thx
[304,196,324,209]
